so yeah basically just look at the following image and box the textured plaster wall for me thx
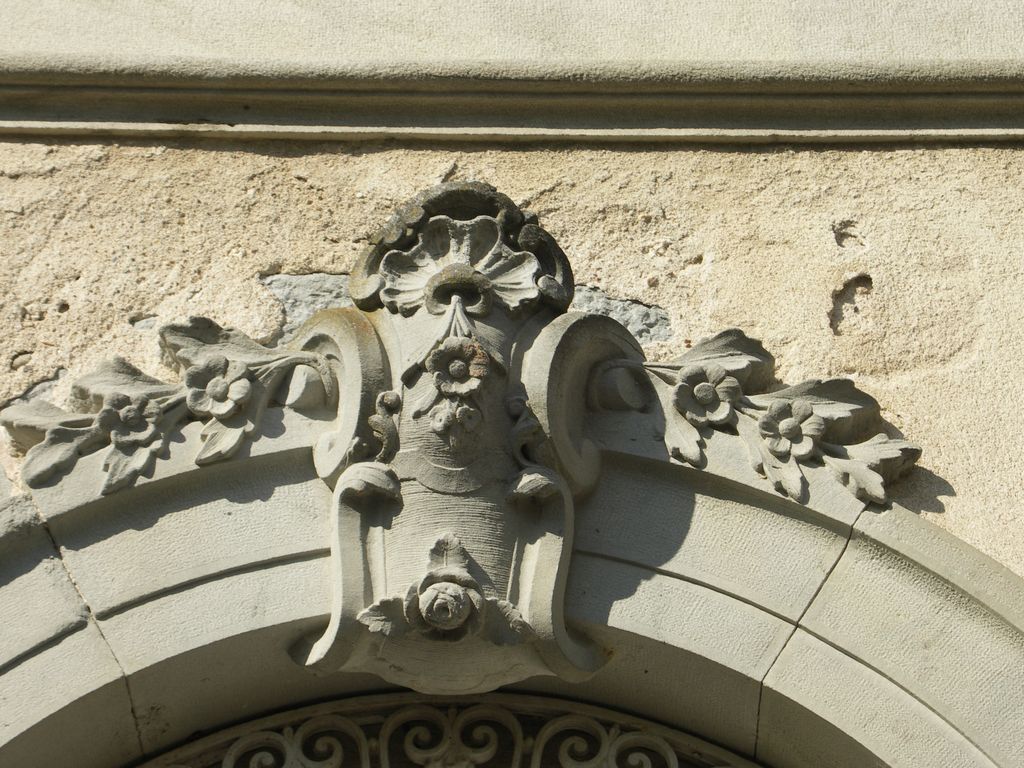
[0,140,1021,574]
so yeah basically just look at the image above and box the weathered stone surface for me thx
[4,1,1024,83]
[260,272,351,342]
[0,495,87,666]
[0,140,1020,582]
[0,621,140,767]
[801,506,1024,768]
[760,630,993,768]
[576,457,849,621]
[570,285,672,344]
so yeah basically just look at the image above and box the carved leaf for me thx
[644,370,705,466]
[0,400,93,451]
[195,420,247,465]
[429,533,469,569]
[665,409,703,467]
[675,329,774,390]
[748,379,881,442]
[70,356,180,412]
[842,434,921,480]
[822,434,921,502]
[823,455,886,503]
[738,413,806,501]
[159,317,277,369]
[756,441,806,501]
[101,442,158,495]
[357,597,408,638]
[20,425,104,486]
[486,599,535,645]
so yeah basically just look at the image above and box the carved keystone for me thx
[0,181,920,695]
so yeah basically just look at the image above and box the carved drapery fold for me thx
[0,181,920,695]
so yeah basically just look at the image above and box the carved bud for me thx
[405,569,485,641]
[419,582,473,631]
[96,393,159,448]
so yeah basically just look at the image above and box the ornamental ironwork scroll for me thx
[144,694,756,768]
[0,182,919,694]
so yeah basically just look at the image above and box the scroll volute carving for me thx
[297,183,613,692]
[0,181,921,697]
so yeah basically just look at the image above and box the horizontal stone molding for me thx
[4,0,1024,142]
[4,87,1024,144]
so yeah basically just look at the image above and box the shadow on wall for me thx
[565,352,950,622]
[888,465,956,515]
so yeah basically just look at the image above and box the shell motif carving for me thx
[0,181,920,695]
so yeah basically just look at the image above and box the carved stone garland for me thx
[144,695,754,768]
[0,182,919,694]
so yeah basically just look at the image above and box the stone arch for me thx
[1,184,1021,768]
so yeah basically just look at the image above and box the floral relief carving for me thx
[645,330,918,503]
[0,319,334,493]
[184,356,253,419]
[416,336,490,441]
[758,399,824,461]
[359,534,531,645]
[672,364,741,428]
[0,181,920,697]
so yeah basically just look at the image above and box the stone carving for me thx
[0,181,920,695]
[150,696,745,768]
[358,533,532,644]
[299,184,601,692]
[1,319,333,493]
[645,329,919,503]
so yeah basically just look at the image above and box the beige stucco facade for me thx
[3,4,1024,767]
[2,140,1021,574]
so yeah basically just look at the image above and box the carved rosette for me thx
[0,181,920,696]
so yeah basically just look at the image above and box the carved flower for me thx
[672,364,741,427]
[96,393,159,448]
[184,355,253,419]
[426,338,489,397]
[380,215,540,316]
[758,398,826,461]
[429,401,481,435]
[419,583,473,630]
[405,570,484,641]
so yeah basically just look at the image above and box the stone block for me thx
[760,629,993,767]
[801,506,1024,767]
[0,621,139,767]
[576,457,849,620]
[49,452,328,615]
[564,553,793,754]
[0,495,86,667]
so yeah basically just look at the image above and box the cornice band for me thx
[4,85,1024,144]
